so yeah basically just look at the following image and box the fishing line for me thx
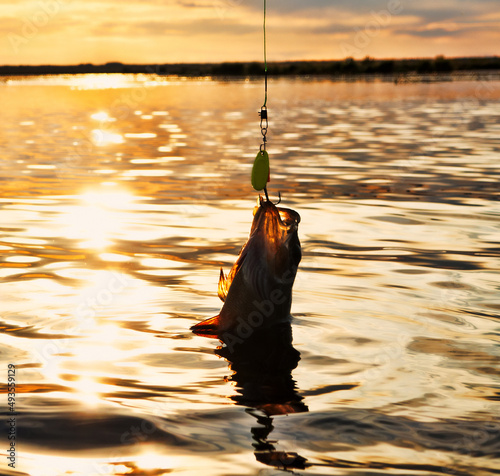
[251,0,270,200]
[263,0,267,108]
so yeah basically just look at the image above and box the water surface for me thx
[1,74,499,476]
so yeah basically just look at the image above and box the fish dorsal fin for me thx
[217,249,247,302]
[190,314,220,338]
[217,268,229,302]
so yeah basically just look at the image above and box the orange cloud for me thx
[0,0,499,65]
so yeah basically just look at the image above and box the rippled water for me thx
[1,74,499,476]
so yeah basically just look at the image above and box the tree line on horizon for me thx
[1,56,499,77]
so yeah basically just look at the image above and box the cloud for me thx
[90,17,257,38]
[395,23,499,39]
[395,27,466,39]
[0,0,499,64]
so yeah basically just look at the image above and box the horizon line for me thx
[1,54,500,68]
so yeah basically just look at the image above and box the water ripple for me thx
[1,76,499,476]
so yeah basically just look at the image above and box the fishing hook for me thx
[274,191,281,205]
[260,189,280,204]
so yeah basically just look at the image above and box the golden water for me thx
[1,74,499,475]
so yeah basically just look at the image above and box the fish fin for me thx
[217,268,228,302]
[190,315,221,338]
[217,250,246,302]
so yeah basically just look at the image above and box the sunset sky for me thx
[2,0,499,65]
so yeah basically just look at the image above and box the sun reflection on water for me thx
[67,375,103,408]
[91,129,124,146]
[90,111,116,123]
[135,452,176,471]
[57,187,135,250]
[67,73,153,90]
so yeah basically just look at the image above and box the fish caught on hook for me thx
[191,195,301,340]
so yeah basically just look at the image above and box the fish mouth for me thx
[252,197,300,242]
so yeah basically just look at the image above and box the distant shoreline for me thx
[1,56,499,78]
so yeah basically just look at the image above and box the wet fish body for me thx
[191,199,301,339]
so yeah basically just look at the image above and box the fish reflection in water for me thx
[217,324,310,470]
[191,196,309,470]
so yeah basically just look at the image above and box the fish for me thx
[191,196,301,341]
